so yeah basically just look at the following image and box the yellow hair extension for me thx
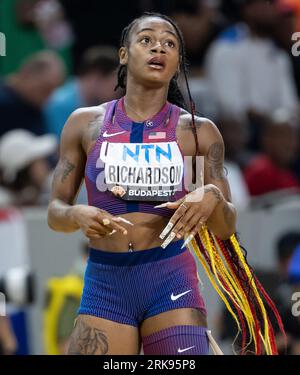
[189,237,242,333]
[209,232,258,352]
[229,234,273,354]
[202,228,251,313]
[199,227,257,353]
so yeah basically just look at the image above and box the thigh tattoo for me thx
[67,317,109,355]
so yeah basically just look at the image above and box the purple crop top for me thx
[84,97,189,218]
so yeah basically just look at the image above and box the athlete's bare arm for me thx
[47,105,128,238]
[176,112,237,240]
[47,108,88,232]
[198,118,237,239]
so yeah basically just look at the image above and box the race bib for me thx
[97,141,184,201]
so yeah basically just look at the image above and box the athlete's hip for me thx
[83,240,201,299]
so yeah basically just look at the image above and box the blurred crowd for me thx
[0,0,299,209]
[0,0,300,355]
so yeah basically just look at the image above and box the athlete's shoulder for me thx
[177,108,224,155]
[68,102,109,123]
[178,107,218,132]
[59,102,112,151]
[61,101,112,137]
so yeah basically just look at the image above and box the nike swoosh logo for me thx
[178,346,195,353]
[103,130,126,138]
[171,289,192,301]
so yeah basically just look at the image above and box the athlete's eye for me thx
[165,40,176,48]
[140,36,151,44]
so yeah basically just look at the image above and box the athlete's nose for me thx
[150,42,166,54]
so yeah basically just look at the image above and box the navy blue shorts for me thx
[78,240,207,327]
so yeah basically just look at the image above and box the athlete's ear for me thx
[119,47,128,65]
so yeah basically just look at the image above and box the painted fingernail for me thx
[123,230,128,235]
[161,231,176,249]
[115,217,134,226]
[176,233,182,239]
[159,222,174,239]
[108,229,117,236]
[181,234,195,249]
[154,203,169,209]
[102,218,110,226]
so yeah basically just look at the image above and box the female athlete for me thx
[48,12,285,355]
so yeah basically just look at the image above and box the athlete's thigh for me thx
[140,308,207,338]
[67,314,141,355]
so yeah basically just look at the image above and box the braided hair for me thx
[114,12,199,155]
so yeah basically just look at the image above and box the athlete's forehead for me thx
[131,17,179,40]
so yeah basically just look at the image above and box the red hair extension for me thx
[224,236,286,354]
[215,236,262,354]
[197,233,258,354]
[267,317,278,355]
[252,274,287,351]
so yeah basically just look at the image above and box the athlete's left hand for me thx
[155,184,224,248]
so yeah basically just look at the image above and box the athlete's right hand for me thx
[70,205,132,240]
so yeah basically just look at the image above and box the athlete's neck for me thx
[124,81,168,122]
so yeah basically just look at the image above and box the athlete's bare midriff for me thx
[89,212,169,252]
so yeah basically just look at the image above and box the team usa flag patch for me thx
[148,132,166,140]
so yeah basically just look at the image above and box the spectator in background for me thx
[0,129,57,207]
[205,0,299,121]
[279,0,300,30]
[217,113,251,169]
[216,114,250,210]
[44,46,120,139]
[274,231,300,324]
[277,233,300,282]
[244,110,300,197]
[274,231,300,355]
[165,1,222,121]
[274,0,300,99]
[168,0,220,71]
[58,0,141,66]
[0,0,71,76]
[0,51,65,137]
[281,243,300,354]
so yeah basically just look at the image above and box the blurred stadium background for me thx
[0,0,300,355]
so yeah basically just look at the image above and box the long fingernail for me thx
[161,231,176,249]
[159,222,174,239]
[123,230,128,235]
[154,203,169,209]
[181,234,194,249]
[102,218,110,226]
[108,229,117,236]
[116,217,134,226]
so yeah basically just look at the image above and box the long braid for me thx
[116,12,286,355]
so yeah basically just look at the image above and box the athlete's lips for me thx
[147,57,166,70]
